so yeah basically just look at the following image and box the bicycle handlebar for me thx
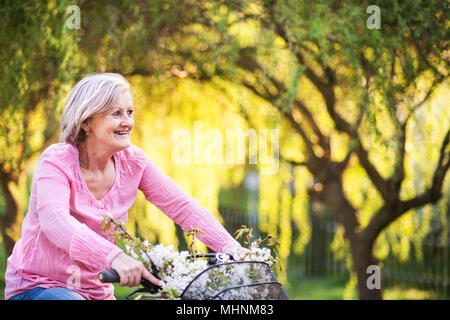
[98,252,234,297]
[99,268,162,296]
[98,269,121,283]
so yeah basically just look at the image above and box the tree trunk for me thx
[350,236,383,300]
[313,175,384,299]
[0,176,24,258]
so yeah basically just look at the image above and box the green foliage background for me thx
[0,0,448,299]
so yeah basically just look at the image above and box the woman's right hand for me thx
[110,252,161,287]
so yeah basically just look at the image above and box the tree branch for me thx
[240,80,317,161]
[390,129,406,189]
[236,48,330,155]
[354,136,393,202]
[265,0,331,90]
[283,158,309,167]
[265,0,394,203]
[402,74,447,128]
[235,49,328,162]
[401,128,450,212]
[363,129,449,243]
[293,100,330,157]
[392,75,447,190]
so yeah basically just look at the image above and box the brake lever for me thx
[99,263,162,296]
[125,265,162,300]
[140,263,162,293]
[126,287,149,300]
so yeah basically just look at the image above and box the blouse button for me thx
[98,201,104,208]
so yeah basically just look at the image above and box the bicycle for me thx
[99,253,289,300]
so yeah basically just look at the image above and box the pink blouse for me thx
[4,143,240,300]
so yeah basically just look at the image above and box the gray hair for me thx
[59,73,131,145]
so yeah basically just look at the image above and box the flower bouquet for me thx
[101,214,289,300]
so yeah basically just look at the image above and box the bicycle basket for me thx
[179,261,289,300]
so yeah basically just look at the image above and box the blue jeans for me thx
[9,287,86,300]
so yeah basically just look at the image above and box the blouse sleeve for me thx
[35,155,123,270]
[138,156,240,253]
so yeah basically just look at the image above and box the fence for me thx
[382,224,450,297]
[219,208,450,297]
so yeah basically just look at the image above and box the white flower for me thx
[134,242,277,299]
[125,244,139,259]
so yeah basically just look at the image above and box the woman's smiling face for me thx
[83,90,135,152]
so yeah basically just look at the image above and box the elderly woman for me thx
[5,73,246,300]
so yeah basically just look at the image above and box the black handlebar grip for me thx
[98,269,120,283]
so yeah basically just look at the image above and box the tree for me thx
[2,0,448,300]
[178,0,449,299]
[131,0,448,298]
[0,0,82,256]
[0,0,226,258]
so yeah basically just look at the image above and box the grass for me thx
[285,274,351,300]
[1,273,445,300]
[0,239,445,301]
[111,272,445,300]
[284,273,446,300]
[0,245,445,302]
